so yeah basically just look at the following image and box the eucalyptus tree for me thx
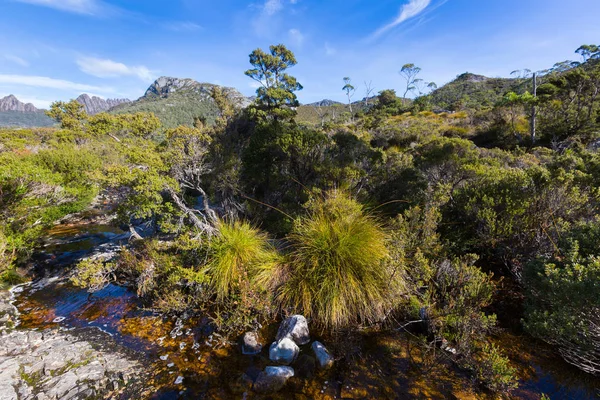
[342,77,356,118]
[245,44,303,121]
[400,63,422,99]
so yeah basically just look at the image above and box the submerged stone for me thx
[229,373,254,394]
[253,366,294,393]
[311,341,334,369]
[295,354,317,378]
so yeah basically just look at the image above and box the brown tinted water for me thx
[10,223,600,399]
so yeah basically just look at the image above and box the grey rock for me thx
[0,383,18,400]
[311,341,334,369]
[74,360,105,381]
[0,327,139,400]
[276,315,310,346]
[46,371,78,399]
[0,95,37,112]
[241,332,262,355]
[76,94,131,115]
[253,366,294,394]
[269,337,299,365]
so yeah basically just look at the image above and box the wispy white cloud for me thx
[0,74,114,93]
[371,0,431,38]
[4,55,30,67]
[15,0,116,16]
[257,0,298,17]
[289,29,305,46]
[263,0,283,16]
[163,21,203,32]
[76,57,155,81]
[253,0,299,37]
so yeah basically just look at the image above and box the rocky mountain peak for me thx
[306,99,343,107]
[76,94,131,115]
[0,95,38,112]
[144,77,198,98]
[141,76,251,108]
[456,73,489,83]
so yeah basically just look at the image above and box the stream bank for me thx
[0,208,599,399]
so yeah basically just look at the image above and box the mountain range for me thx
[0,72,527,128]
[0,95,55,128]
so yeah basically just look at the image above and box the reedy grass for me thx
[206,219,280,300]
[275,190,392,329]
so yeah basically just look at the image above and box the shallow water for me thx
[10,222,600,399]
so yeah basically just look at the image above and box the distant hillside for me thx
[76,94,130,115]
[110,77,251,128]
[430,73,530,111]
[305,99,343,107]
[0,95,54,127]
[0,111,55,128]
[297,98,375,125]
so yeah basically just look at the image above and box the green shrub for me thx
[274,190,391,329]
[472,343,518,393]
[71,258,116,292]
[524,241,600,375]
[206,219,279,300]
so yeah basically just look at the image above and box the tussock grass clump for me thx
[277,190,391,329]
[206,219,280,300]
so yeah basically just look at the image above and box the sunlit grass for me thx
[206,219,279,300]
[275,190,391,329]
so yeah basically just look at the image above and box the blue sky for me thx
[1,0,599,108]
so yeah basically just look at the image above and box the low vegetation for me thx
[2,43,600,395]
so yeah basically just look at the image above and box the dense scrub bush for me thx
[524,236,600,375]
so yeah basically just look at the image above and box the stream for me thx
[3,221,600,399]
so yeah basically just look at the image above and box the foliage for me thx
[6,42,600,391]
[245,44,303,121]
[271,190,392,329]
[71,258,116,292]
[472,343,518,392]
[537,61,600,145]
[46,100,88,131]
[206,219,279,300]
[524,239,600,375]
[0,231,16,280]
